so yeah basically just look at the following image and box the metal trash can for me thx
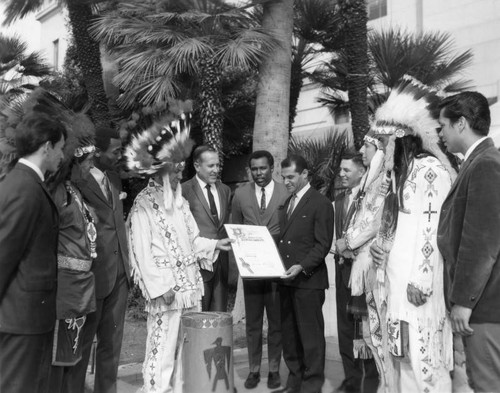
[181,312,234,393]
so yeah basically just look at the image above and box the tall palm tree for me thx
[288,0,339,132]
[91,0,277,163]
[337,0,369,150]
[0,34,50,97]
[314,28,473,123]
[252,0,294,174]
[2,0,113,128]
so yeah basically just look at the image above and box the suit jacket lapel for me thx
[248,183,263,224]
[192,178,217,226]
[281,187,312,237]
[84,172,112,207]
[445,139,493,201]
[215,182,226,229]
[260,182,281,227]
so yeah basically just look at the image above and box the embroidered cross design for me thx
[423,203,437,222]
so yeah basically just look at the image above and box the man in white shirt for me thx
[437,91,500,392]
[69,127,130,393]
[182,146,232,311]
[231,150,289,389]
[0,112,66,393]
[277,155,334,393]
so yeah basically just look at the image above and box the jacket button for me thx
[470,296,476,301]
[114,250,118,255]
[286,255,289,258]
[287,241,291,244]
[280,240,283,243]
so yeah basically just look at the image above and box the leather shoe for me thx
[334,379,360,393]
[244,372,260,389]
[271,388,298,393]
[267,372,281,389]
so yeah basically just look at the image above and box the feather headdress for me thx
[124,100,194,175]
[372,75,456,180]
[0,88,95,181]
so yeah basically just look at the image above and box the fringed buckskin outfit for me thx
[128,180,218,393]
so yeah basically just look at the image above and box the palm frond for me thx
[1,0,46,26]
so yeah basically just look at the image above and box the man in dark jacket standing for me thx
[69,127,130,393]
[278,155,334,393]
[0,113,66,392]
[437,91,500,392]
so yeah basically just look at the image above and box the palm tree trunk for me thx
[198,56,224,168]
[339,0,369,150]
[289,40,306,133]
[253,0,293,177]
[66,0,112,128]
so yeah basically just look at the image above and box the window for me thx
[367,0,387,21]
[53,39,59,70]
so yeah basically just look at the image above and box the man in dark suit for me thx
[437,92,500,392]
[277,155,334,393]
[232,150,289,389]
[0,113,66,393]
[182,145,231,311]
[334,153,378,393]
[69,127,130,393]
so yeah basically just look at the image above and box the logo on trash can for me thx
[203,337,231,391]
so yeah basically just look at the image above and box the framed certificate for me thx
[224,224,286,278]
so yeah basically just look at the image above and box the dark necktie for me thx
[287,193,297,220]
[343,188,352,220]
[260,187,266,213]
[205,184,219,225]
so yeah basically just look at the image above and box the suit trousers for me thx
[335,262,378,392]
[66,273,128,393]
[463,323,500,392]
[0,331,53,393]
[243,278,282,373]
[202,254,229,312]
[279,285,325,393]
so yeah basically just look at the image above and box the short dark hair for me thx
[341,151,365,169]
[193,145,217,163]
[95,127,120,152]
[281,154,308,173]
[15,112,67,157]
[439,92,491,136]
[248,150,274,167]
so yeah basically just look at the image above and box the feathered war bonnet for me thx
[124,99,195,210]
[372,76,456,181]
[0,88,95,182]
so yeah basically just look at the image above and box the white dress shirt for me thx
[196,175,221,219]
[18,158,44,181]
[255,180,275,209]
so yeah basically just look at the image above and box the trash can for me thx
[181,312,234,393]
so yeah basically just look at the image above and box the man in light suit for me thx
[232,150,289,390]
[0,113,66,393]
[69,127,130,393]
[278,155,334,393]
[437,92,500,392]
[182,145,231,311]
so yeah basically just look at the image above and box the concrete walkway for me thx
[85,337,344,393]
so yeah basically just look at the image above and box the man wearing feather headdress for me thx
[125,102,232,393]
[369,77,456,393]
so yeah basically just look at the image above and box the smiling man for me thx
[277,154,334,393]
[182,145,231,311]
[231,150,288,389]
[437,91,500,392]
